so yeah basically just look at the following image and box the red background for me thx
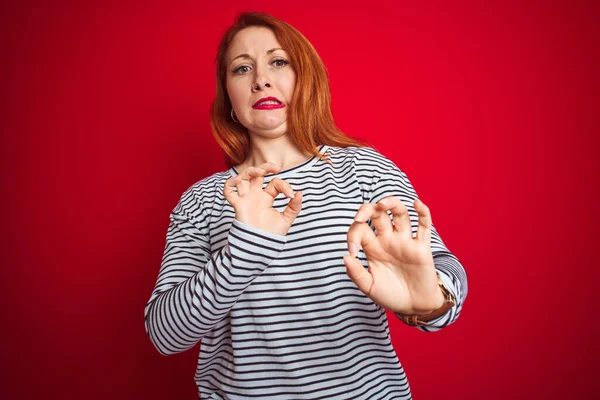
[2,0,599,399]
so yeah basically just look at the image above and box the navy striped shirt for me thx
[144,145,468,399]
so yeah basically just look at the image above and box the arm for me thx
[357,149,468,332]
[144,202,287,355]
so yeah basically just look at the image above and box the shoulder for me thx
[326,145,396,172]
[324,145,386,163]
[172,169,232,218]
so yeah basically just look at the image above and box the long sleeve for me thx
[144,199,287,356]
[355,148,468,332]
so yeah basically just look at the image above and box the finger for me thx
[235,168,256,197]
[264,178,295,199]
[258,162,283,175]
[346,220,383,259]
[414,198,432,245]
[343,254,374,296]
[353,203,377,223]
[235,177,249,196]
[223,175,241,205]
[380,196,412,240]
[241,167,268,189]
[371,199,396,234]
[354,202,393,235]
[280,190,303,225]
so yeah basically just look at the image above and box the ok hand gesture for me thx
[224,162,302,237]
[343,196,445,315]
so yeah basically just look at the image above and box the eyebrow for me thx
[229,48,284,66]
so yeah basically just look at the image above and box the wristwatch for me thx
[397,272,456,327]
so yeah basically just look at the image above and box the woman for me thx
[144,11,468,399]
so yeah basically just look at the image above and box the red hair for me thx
[209,11,373,168]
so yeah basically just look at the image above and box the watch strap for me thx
[397,272,456,327]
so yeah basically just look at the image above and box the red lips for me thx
[252,96,283,108]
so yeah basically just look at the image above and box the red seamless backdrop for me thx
[1,0,599,399]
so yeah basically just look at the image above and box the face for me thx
[226,26,296,137]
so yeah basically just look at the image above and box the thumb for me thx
[344,254,374,296]
[281,190,303,225]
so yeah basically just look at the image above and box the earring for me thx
[230,109,240,123]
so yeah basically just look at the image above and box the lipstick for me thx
[253,103,286,110]
[252,96,286,110]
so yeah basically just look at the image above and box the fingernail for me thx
[349,243,358,257]
[287,191,295,198]
[354,212,364,222]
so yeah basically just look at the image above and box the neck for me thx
[238,136,315,172]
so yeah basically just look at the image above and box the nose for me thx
[251,64,271,92]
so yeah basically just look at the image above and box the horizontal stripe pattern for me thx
[354,147,468,332]
[144,145,468,399]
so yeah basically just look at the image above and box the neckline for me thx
[229,144,329,179]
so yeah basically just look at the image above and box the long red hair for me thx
[210,11,373,168]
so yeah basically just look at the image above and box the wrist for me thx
[396,272,456,326]
[412,285,446,315]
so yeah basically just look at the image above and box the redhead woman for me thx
[144,11,468,399]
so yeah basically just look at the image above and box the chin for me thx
[252,120,288,133]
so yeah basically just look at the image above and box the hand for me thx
[343,196,445,315]
[223,162,303,236]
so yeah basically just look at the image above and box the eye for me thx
[232,59,290,75]
[232,65,251,74]
[273,58,290,68]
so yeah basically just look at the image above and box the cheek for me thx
[281,74,297,98]
[226,80,246,107]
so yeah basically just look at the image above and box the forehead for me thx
[227,27,282,59]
